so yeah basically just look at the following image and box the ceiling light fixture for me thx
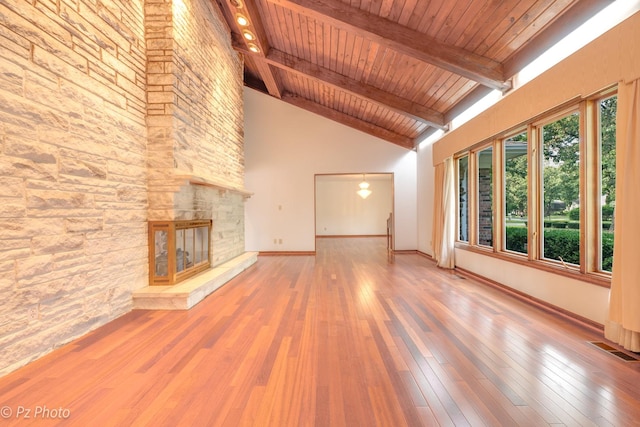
[229,0,242,8]
[247,43,261,53]
[236,14,249,26]
[242,29,256,41]
[357,174,372,199]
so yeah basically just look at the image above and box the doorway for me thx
[314,173,394,243]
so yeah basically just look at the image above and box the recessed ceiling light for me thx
[247,43,260,53]
[230,0,242,8]
[236,14,249,26]
[242,29,256,41]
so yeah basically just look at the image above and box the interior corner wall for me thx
[416,142,434,256]
[0,1,148,376]
[243,88,417,252]
[418,11,640,325]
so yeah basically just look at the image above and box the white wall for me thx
[416,142,434,256]
[244,88,417,252]
[316,175,393,236]
[417,12,640,325]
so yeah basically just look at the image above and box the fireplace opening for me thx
[148,220,212,286]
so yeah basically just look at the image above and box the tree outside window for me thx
[504,131,528,254]
[600,95,617,272]
[458,156,469,242]
[541,112,580,265]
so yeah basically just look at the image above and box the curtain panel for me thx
[605,78,640,351]
[431,157,455,269]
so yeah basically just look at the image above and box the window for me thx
[458,155,469,242]
[540,112,580,266]
[453,88,617,284]
[504,131,528,254]
[599,95,617,272]
[477,146,493,247]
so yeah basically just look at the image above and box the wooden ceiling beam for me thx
[282,93,415,149]
[220,0,283,98]
[268,0,511,92]
[236,45,446,129]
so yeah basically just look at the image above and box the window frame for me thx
[475,144,495,249]
[455,153,471,244]
[533,107,582,270]
[592,91,618,274]
[501,127,529,257]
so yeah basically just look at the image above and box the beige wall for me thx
[0,0,245,376]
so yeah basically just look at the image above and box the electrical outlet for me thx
[28,306,39,321]
[278,238,283,244]
[273,238,277,244]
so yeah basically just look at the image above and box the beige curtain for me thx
[605,78,640,351]
[432,157,455,269]
[432,162,444,263]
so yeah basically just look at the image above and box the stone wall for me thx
[0,0,246,376]
[0,0,148,375]
[175,186,246,266]
[146,0,245,221]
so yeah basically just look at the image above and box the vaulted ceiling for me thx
[215,0,613,149]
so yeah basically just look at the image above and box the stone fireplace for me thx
[135,176,257,309]
[133,0,257,309]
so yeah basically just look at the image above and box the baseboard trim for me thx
[259,251,316,256]
[455,266,604,335]
[316,235,386,238]
[416,251,434,260]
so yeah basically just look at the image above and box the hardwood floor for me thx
[1,237,640,426]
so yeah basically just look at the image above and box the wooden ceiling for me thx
[215,0,612,149]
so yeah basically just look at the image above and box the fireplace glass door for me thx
[148,220,212,285]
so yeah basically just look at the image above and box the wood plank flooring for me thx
[1,237,640,426]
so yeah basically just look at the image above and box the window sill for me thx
[454,242,611,288]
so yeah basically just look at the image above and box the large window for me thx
[599,95,617,272]
[458,155,469,242]
[504,131,528,254]
[540,112,580,266]
[453,90,617,283]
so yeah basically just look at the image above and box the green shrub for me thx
[568,208,580,221]
[551,221,568,228]
[567,222,580,229]
[602,221,612,230]
[506,227,528,253]
[602,205,614,221]
[506,227,614,271]
[602,232,614,272]
[543,228,580,265]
